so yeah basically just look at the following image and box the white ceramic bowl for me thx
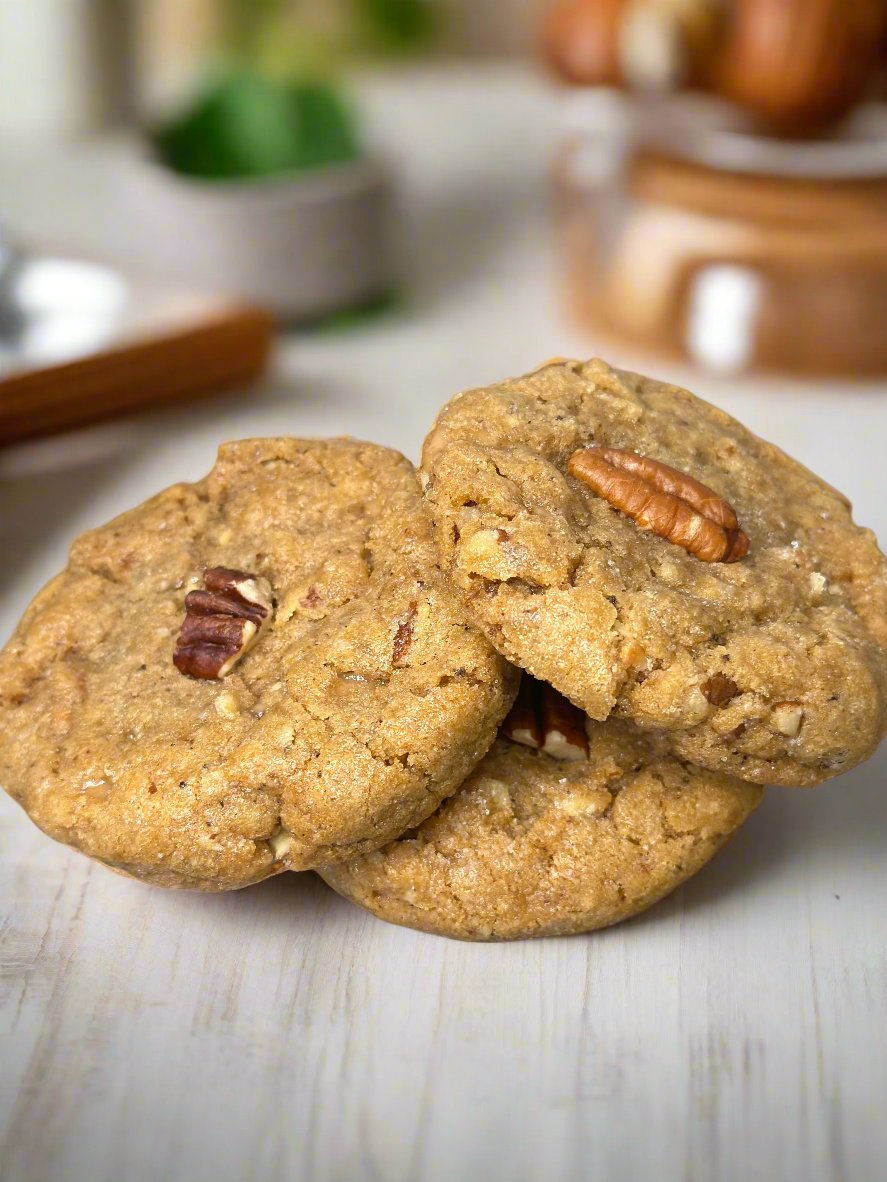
[112,151,396,322]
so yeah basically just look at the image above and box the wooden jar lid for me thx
[626,149,887,227]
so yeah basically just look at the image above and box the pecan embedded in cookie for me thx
[321,717,763,941]
[502,676,588,761]
[568,447,749,564]
[173,567,274,679]
[420,358,887,787]
[0,438,517,888]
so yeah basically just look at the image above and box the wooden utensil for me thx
[0,301,273,447]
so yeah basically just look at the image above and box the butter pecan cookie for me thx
[0,439,517,888]
[321,680,763,941]
[421,359,887,786]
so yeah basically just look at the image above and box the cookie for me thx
[0,438,517,889]
[421,358,887,787]
[321,679,763,941]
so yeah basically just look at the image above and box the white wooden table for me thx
[1,66,886,1182]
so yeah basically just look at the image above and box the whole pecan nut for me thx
[502,675,589,761]
[173,566,274,680]
[568,446,749,563]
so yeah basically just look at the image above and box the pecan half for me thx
[173,566,273,680]
[568,447,750,563]
[501,675,589,761]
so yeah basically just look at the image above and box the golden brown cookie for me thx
[0,439,517,888]
[321,691,763,941]
[421,359,887,786]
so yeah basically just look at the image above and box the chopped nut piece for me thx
[278,583,326,622]
[657,559,683,585]
[701,673,740,707]
[300,586,321,610]
[558,787,612,816]
[568,446,749,563]
[267,827,295,860]
[173,567,273,680]
[809,572,828,601]
[459,528,510,567]
[619,637,647,668]
[214,690,240,718]
[501,675,589,760]
[501,675,544,749]
[685,686,711,724]
[392,601,418,666]
[526,356,581,375]
[772,702,804,737]
[484,779,513,814]
[540,683,589,761]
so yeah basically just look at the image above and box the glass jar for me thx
[555,94,887,377]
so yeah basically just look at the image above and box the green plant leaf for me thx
[154,70,361,181]
[286,81,362,169]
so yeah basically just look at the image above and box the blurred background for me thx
[1,0,886,599]
[2,10,887,1182]
[2,1,887,423]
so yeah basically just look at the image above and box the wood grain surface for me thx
[2,749,886,1182]
[1,66,885,1182]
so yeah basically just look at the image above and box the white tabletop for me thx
[1,65,886,1182]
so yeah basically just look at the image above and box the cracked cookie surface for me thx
[321,719,763,941]
[0,438,517,888]
[421,359,887,786]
